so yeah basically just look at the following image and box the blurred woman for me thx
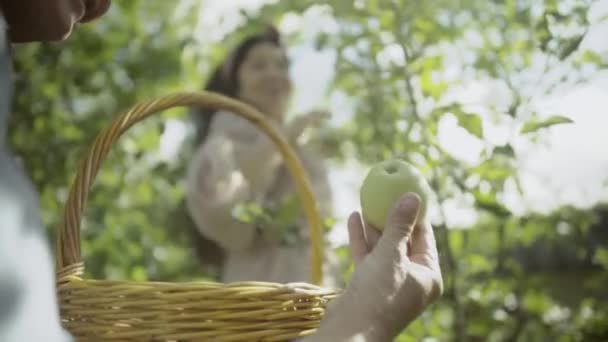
[185,25,339,286]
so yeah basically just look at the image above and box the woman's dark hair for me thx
[184,25,285,276]
[192,25,285,146]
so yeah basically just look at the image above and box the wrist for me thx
[309,321,391,342]
[309,295,393,342]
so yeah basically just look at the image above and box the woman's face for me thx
[236,42,292,121]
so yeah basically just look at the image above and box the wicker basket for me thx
[56,92,341,341]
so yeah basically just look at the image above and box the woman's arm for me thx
[185,112,285,251]
[213,112,284,197]
[185,134,258,252]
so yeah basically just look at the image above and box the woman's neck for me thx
[237,96,286,124]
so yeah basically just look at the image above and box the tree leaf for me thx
[473,190,511,217]
[473,160,513,182]
[520,115,574,134]
[577,50,605,67]
[536,13,552,52]
[493,144,515,158]
[455,110,484,139]
[593,247,608,269]
[558,33,586,60]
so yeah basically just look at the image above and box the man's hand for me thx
[1,0,111,43]
[305,193,443,341]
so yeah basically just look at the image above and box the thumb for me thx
[376,193,421,252]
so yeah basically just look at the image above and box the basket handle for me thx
[56,91,324,285]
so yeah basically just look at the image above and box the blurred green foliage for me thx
[8,0,607,340]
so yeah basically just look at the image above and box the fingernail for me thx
[401,192,421,211]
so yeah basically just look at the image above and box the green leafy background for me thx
[8,0,608,340]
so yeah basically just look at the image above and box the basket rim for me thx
[56,91,325,286]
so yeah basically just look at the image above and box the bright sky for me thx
[164,0,608,246]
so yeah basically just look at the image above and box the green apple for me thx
[359,158,431,230]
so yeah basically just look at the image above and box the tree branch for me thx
[432,175,467,342]
[390,0,421,121]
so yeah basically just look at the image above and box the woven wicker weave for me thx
[56,92,340,341]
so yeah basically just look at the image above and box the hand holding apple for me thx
[303,193,443,342]
[360,158,432,230]
[302,160,441,342]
